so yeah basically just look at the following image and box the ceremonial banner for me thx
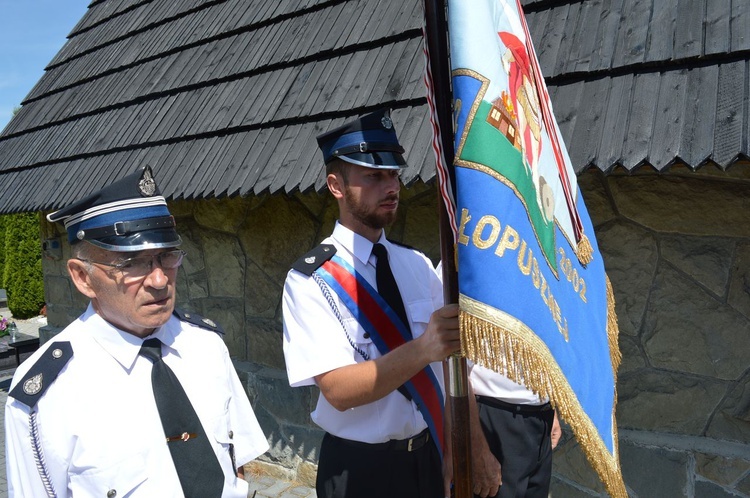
[436,0,626,495]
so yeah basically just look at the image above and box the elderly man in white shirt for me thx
[5,166,268,497]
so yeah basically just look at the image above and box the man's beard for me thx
[345,188,398,229]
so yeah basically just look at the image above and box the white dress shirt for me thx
[469,363,547,405]
[282,222,445,443]
[5,305,269,497]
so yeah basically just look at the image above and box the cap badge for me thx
[381,115,393,129]
[138,168,157,197]
[23,373,43,396]
[305,256,316,264]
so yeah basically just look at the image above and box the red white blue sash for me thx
[316,254,445,458]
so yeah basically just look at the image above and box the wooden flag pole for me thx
[422,0,472,497]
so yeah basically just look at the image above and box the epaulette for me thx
[173,309,224,335]
[9,341,73,409]
[291,244,337,276]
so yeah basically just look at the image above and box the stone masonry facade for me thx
[40,168,749,496]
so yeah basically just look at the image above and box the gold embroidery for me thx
[472,215,502,250]
[458,207,571,340]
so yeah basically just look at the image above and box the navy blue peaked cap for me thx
[47,166,181,252]
[317,109,407,169]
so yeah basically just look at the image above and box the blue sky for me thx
[0,0,90,129]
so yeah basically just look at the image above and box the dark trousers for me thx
[316,431,443,498]
[474,397,554,498]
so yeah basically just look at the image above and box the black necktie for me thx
[372,243,411,337]
[140,338,224,498]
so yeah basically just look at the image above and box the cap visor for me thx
[87,228,182,252]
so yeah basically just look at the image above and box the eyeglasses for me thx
[78,249,186,280]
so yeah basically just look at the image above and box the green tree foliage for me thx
[3,213,45,318]
[0,215,6,289]
[0,113,45,317]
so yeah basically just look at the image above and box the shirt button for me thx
[363,333,370,339]
[228,430,234,439]
[107,490,117,498]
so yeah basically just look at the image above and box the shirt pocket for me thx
[342,317,373,346]
[407,299,434,330]
[340,317,375,361]
[68,451,148,497]
[207,407,237,479]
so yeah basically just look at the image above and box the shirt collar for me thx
[331,221,389,266]
[83,304,179,370]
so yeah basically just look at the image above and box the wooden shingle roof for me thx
[0,0,748,213]
[525,0,750,172]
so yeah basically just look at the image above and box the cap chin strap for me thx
[332,141,405,156]
[75,215,176,242]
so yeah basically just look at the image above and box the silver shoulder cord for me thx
[311,271,369,361]
[29,409,57,498]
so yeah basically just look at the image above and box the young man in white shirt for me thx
[283,109,460,498]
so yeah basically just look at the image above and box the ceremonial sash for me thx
[316,255,445,458]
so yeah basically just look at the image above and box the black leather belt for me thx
[330,428,431,452]
[476,395,552,414]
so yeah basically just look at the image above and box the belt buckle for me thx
[407,437,414,452]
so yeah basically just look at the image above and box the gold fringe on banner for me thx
[460,293,627,498]
[576,233,594,266]
[606,275,622,374]
[605,273,622,471]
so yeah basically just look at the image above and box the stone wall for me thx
[554,167,750,497]
[40,169,749,496]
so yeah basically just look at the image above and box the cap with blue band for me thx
[316,109,407,169]
[47,166,181,252]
